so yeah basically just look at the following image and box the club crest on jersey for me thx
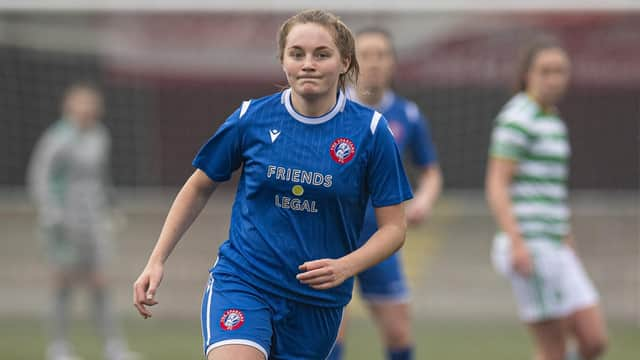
[330,137,356,165]
[219,309,245,331]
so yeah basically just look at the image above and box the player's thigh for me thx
[207,344,265,360]
[527,318,567,360]
[367,301,412,346]
[67,226,110,282]
[85,269,108,288]
[201,272,272,360]
[567,305,607,356]
[271,302,343,360]
[335,310,349,342]
[368,301,411,329]
[357,252,409,302]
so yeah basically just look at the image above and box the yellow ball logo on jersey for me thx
[292,185,304,196]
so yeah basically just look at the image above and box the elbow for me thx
[485,173,499,206]
[485,186,499,214]
[395,218,408,251]
[188,170,217,197]
[425,165,443,191]
[484,181,493,206]
[485,175,511,217]
[433,166,443,187]
[396,233,407,252]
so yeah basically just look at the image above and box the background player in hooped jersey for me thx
[329,28,442,360]
[486,39,607,360]
[133,9,413,360]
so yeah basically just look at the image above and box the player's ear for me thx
[341,57,350,74]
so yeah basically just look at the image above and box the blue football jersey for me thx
[348,89,438,245]
[193,89,413,307]
[348,89,438,167]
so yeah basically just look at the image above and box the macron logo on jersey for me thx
[270,129,281,143]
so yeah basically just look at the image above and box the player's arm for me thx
[406,107,442,225]
[406,164,442,225]
[102,127,118,209]
[485,157,531,276]
[297,202,407,290]
[133,169,217,318]
[27,130,65,227]
[345,202,407,273]
[134,101,246,318]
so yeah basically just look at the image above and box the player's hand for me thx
[565,233,576,251]
[133,262,164,319]
[511,242,533,277]
[406,200,431,226]
[297,258,351,290]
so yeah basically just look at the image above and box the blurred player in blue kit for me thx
[28,83,138,360]
[133,10,413,360]
[328,28,442,360]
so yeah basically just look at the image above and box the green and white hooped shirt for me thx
[490,93,570,244]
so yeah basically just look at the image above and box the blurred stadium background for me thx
[1,1,638,359]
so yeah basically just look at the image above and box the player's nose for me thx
[301,54,316,71]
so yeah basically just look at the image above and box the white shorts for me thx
[492,234,599,323]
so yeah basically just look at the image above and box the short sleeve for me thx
[408,109,438,167]
[489,117,532,161]
[366,115,414,208]
[192,107,245,182]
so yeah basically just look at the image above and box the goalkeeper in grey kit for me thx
[27,83,138,360]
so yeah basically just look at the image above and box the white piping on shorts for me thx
[206,339,268,360]
[205,277,214,345]
[324,306,346,360]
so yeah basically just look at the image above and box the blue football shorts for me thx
[201,268,343,359]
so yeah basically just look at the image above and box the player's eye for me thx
[316,52,330,59]
[288,50,304,59]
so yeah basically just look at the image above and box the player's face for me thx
[526,48,571,106]
[282,23,349,99]
[64,89,103,129]
[356,33,395,91]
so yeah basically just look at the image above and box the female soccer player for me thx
[133,10,413,360]
[28,83,138,360]
[329,28,442,360]
[486,40,607,360]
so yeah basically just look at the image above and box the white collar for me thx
[281,88,346,125]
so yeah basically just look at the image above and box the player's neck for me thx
[354,87,385,107]
[290,90,338,117]
[526,91,556,114]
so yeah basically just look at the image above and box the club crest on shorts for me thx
[219,309,245,331]
[330,137,356,164]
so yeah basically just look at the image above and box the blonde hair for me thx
[277,9,359,91]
